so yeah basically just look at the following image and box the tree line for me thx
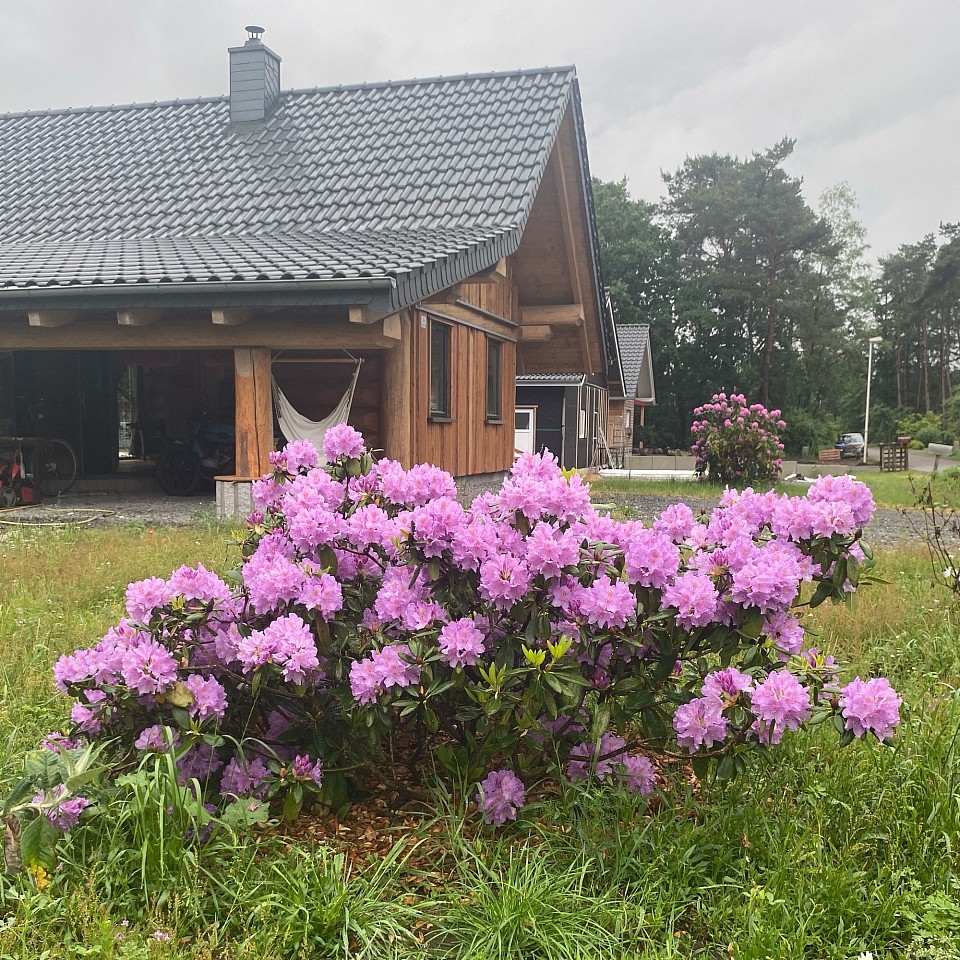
[595,139,959,452]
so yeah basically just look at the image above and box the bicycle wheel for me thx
[37,439,78,498]
[156,445,201,496]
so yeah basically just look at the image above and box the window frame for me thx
[485,336,503,423]
[429,319,453,420]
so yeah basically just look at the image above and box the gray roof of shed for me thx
[615,323,653,398]
[0,68,577,311]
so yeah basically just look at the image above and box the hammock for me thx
[272,360,362,460]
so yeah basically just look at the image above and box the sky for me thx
[3,0,957,261]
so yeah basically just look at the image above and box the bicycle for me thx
[14,399,79,498]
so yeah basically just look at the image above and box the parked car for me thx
[835,432,865,459]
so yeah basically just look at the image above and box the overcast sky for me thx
[3,1,956,260]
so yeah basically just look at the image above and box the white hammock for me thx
[272,360,362,460]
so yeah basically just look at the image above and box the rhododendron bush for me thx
[31,424,901,832]
[692,392,786,485]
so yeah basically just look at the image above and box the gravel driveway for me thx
[0,486,930,551]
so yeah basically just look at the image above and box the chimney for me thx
[228,25,282,124]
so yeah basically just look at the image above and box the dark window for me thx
[429,320,451,418]
[486,338,503,421]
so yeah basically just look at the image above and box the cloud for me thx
[1,0,957,258]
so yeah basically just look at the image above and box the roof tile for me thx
[0,68,575,307]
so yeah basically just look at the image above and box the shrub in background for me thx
[8,425,901,867]
[896,410,951,448]
[691,393,785,483]
[779,407,839,458]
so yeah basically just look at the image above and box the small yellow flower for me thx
[27,864,51,891]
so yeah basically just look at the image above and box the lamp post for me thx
[863,335,883,464]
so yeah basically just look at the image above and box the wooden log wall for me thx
[410,309,515,476]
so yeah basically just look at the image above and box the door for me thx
[514,406,536,457]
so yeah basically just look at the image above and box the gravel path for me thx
[0,487,931,550]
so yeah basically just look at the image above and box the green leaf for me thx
[282,788,303,823]
[591,702,613,741]
[716,753,737,781]
[3,778,38,817]
[166,681,194,708]
[809,580,835,609]
[691,755,711,781]
[19,816,58,871]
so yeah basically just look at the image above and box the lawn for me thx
[592,467,958,511]
[0,520,958,958]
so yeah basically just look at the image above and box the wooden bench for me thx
[817,448,841,464]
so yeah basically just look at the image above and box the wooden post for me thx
[382,312,412,467]
[234,347,273,477]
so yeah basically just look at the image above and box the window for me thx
[429,320,451,418]
[486,337,503,421]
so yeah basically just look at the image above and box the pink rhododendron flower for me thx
[476,769,526,824]
[438,618,486,668]
[322,423,365,461]
[662,572,720,629]
[673,696,729,753]
[750,670,811,745]
[839,676,901,741]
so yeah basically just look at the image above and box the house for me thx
[611,323,655,453]
[0,27,623,499]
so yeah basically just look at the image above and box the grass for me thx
[593,466,960,511]
[0,524,958,958]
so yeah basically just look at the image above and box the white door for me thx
[514,407,536,457]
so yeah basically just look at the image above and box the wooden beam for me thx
[422,283,462,305]
[0,317,397,350]
[520,304,583,327]
[382,312,412,467]
[117,309,165,326]
[28,310,78,327]
[519,324,553,341]
[383,314,402,340]
[348,306,369,324]
[212,307,255,326]
[234,347,274,478]
[421,302,517,339]
[468,258,507,283]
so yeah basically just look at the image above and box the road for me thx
[865,446,947,474]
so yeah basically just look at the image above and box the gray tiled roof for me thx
[615,323,651,395]
[516,373,586,385]
[0,68,576,310]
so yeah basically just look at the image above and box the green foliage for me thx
[779,407,839,456]
[0,527,958,957]
[896,410,950,446]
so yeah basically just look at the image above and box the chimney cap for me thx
[245,25,265,42]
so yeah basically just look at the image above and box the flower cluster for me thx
[40,426,899,829]
[691,393,786,484]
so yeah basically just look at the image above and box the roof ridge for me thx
[0,64,577,121]
[285,64,576,96]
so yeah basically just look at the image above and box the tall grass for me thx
[0,524,958,958]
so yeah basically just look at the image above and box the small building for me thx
[0,27,623,489]
[611,323,655,452]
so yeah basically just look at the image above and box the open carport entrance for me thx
[0,348,382,482]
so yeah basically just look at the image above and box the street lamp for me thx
[863,335,883,464]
